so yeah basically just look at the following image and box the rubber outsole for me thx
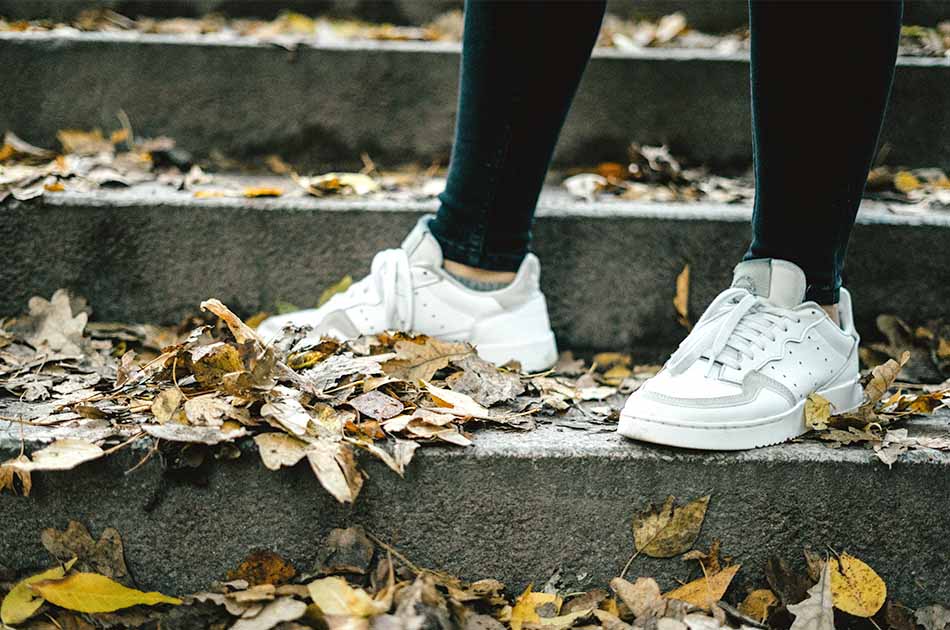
[616,377,865,451]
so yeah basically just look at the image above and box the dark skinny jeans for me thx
[429,0,902,304]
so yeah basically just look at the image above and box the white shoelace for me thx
[667,288,798,376]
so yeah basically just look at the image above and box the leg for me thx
[619,1,903,450]
[744,0,903,310]
[259,1,604,369]
[430,0,606,281]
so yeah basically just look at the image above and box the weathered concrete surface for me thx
[1,409,949,604]
[1,33,949,170]
[2,183,949,357]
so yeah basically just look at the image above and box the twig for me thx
[366,531,425,576]
[103,431,146,456]
[619,548,642,579]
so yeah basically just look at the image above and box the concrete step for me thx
[2,0,948,31]
[2,178,949,357]
[1,31,949,172]
[2,401,949,606]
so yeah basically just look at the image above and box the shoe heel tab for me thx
[838,288,857,334]
[492,254,543,309]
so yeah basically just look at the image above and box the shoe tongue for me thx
[731,259,806,309]
[401,215,444,266]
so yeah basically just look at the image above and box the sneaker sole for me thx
[475,331,558,373]
[616,377,865,451]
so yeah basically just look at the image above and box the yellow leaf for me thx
[633,495,710,558]
[829,554,886,617]
[511,585,562,630]
[0,454,32,496]
[194,190,229,198]
[893,171,921,193]
[1,559,76,625]
[318,275,353,307]
[805,394,832,430]
[664,564,740,611]
[307,576,387,617]
[31,572,181,613]
[243,187,283,198]
[673,264,690,329]
[738,588,778,623]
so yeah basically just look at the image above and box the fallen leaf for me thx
[254,433,309,470]
[26,289,88,355]
[227,551,296,587]
[738,589,778,623]
[1,559,76,625]
[230,597,307,630]
[307,576,388,616]
[664,564,740,611]
[633,495,710,558]
[805,394,832,430]
[348,390,405,420]
[829,553,886,617]
[142,422,246,445]
[447,354,525,406]
[151,388,183,423]
[866,352,910,405]
[674,264,690,329]
[511,585,562,630]
[294,172,379,196]
[200,299,261,345]
[10,439,104,471]
[306,440,364,503]
[915,605,950,630]
[765,557,812,606]
[382,338,473,382]
[243,187,283,198]
[610,577,662,619]
[424,381,493,419]
[314,526,375,576]
[0,454,32,496]
[787,562,834,630]
[318,275,354,307]
[32,572,180,613]
[41,522,130,584]
[894,171,921,193]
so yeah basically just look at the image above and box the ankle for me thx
[820,303,840,325]
[443,260,516,284]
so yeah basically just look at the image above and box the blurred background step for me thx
[0,30,948,172]
[2,0,950,31]
[2,180,948,358]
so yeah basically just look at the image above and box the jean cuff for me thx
[429,216,527,272]
[804,284,840,305]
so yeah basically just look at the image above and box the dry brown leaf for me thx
[254,433,309,470]
[227,550,296,587]
[10,439,104,472]
[41,521,130,584]
[610,577,662,619]
[787,562,834,630]
[382,338,473,382]
[0,454,32,496]
[306,440,364,503]
[633,495,710,558]
[866,352,910,405]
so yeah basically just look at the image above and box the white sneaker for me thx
[618,259,864,450]
[257,215,559,372]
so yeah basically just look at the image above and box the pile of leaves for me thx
[2,8,948,58]
[0,129,209,203]
[562,145,950,211]
[0,289,651,503]
[3,499,950,630]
